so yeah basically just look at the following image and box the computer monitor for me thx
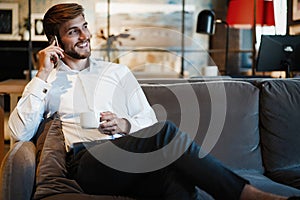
[256,35,300,78]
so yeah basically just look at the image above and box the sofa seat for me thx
[235,170,300,196]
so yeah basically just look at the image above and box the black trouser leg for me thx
[69,121,248,200]
[69,150,196,199]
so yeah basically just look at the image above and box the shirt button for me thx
[43,88,48,93]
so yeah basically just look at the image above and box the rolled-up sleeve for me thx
[8,77,51,141]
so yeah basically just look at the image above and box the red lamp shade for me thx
[226,0,275,28]
[263,0,275,26]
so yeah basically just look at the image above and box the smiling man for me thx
[8,3,294,200]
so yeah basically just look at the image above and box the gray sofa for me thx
[1,78,300,199]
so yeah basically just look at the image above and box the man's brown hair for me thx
[43,3,84,41]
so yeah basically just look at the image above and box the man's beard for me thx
[65,49,91,59]
[61,41,91,59]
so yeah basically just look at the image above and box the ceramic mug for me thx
[80,111,100,129]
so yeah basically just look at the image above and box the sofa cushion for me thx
[266,167,300,190]
[259,79,300,188]
[141,81,264,172]
[34,114,59,168]
[235,170,300,196]
[33,113,83,200]
[0,141,36,200]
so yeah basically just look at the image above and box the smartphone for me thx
[49,35,58,46]
[54,35,59,46]
[49,35,61,66]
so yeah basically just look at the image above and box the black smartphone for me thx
[49,35,59,46]
[49,35,61,66]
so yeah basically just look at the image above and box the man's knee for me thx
[157,120,178,132]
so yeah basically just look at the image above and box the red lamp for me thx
[227,0,275,28]
[263,0,275,26]
[226,0,275,75]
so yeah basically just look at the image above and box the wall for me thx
[0,0,214,78]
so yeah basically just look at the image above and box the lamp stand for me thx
[252,0,257,76]
[216,19,229,75]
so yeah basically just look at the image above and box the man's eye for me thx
[68,30,77,35]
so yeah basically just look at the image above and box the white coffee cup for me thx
[80,111,100,129]
[202,66,219,76]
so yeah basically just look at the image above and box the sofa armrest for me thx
[0,141,36,200]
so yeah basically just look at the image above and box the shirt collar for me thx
[55,58,96,73]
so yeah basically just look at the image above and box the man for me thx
[8,3,292,200]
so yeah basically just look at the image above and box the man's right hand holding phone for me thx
[36,36,64,81]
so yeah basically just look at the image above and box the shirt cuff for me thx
[126,118,146,134]
[25,77,51,100]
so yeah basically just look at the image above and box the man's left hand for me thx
[99,111,131,135]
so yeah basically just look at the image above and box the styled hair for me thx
[43,3,84,41]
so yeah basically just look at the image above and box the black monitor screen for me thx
[256,35,300,75]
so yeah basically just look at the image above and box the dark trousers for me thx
[67,121,248,200]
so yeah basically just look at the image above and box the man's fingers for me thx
[100,111,116,121]
[100,126,117,135]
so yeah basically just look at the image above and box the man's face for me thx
[58,15,91,59]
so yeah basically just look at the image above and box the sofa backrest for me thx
[141,80,264,173]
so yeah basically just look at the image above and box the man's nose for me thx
[80,30,90,40]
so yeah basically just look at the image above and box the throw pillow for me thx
[33,113,83,200]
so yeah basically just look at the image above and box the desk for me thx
[0,79,28,162]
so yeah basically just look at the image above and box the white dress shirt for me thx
[8,58,157,150]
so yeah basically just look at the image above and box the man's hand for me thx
[36,39,64,81]
[99,111,131,135]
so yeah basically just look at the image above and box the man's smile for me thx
[76,41,89,48]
